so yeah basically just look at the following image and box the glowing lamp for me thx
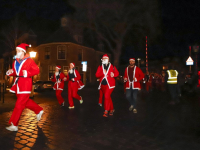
[29,51,36,58]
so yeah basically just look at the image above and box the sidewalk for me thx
[0,86,200,150]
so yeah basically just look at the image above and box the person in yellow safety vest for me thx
[166,66,181,105]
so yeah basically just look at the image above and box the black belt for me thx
[16,76,31,78]
[15,76,31,84]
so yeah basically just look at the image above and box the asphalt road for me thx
[0,84,200,150]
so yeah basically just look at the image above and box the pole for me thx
[196,53,198,74]
[83,72,86,85]
[146,36,148,73]
[3,83,4,103]
[189,46,192,73]
[0,83,1,102]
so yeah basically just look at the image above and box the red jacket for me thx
[51,72,66,90]
[6,55,39,94]
[95,63,119,89]
[124,66,144,90]
[67,69,84,90]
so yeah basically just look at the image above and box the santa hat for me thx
[70,63,75,67]
[56,65,61,70]
[129,58,135,61]
[16,43,30,53]
[102,54,109,59]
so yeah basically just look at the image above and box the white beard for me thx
[55,72,59,76]
[69,69,73,74]
[102,59,108,64]
[16,52,23,58]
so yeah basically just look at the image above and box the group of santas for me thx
[97,55,144,116]
[96,55,144,117]
[51,63,84,109]
[5,43,144,132]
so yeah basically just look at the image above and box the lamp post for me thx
[193,45,199,74]
[29,51,37,81]
[29,50,37,98]
[137,58,141,68]
[81,61,87,85]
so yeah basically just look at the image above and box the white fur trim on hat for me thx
[16,47,26,53]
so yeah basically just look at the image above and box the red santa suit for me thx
[67,63,84,107]
[51,66,66,106]
[6,44,43,127]
[95,55,119,114]
[124,66,144,90]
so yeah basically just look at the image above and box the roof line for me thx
[36,42,110,54]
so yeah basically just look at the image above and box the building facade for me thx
[34,42,109,84]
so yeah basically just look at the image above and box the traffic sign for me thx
[186,56,194,65]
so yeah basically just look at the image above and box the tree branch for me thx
[96,30,114,53]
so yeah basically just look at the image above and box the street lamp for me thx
[29,51,37,81]
[29,51,36,58]
[137,58,141,68]
[29,51,37,98]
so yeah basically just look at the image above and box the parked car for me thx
[33,81,54,92]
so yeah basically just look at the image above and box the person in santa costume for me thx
[67,63,84,109]
[95,54,119,117]
[5,43,43,131]
[51,65,67,106]
[124,58,144,113]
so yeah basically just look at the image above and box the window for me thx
[63,66,69,76]
[48,65,56,80]
[57,45,66,60]
[78,49,83,61]
[45,47,50,59]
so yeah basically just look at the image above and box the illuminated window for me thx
[63,66,69,76]
[48,65,56,80]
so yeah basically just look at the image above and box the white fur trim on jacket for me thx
[23,70,27,77]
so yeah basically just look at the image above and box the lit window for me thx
[63,66,69,76]
[48,65,56,80]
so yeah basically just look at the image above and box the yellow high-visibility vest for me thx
[167,70,178,84]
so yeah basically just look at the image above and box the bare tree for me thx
[0,14,27,52]
[68,0,161,67]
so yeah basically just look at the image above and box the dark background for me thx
[0,0,200,64]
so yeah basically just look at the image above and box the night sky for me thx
[0,0,200,63]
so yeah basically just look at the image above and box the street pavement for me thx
[1,83,200,150]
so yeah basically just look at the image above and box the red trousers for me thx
[9,94,43,126]
[98,89,103,104]
[101,85,114,111]
[68,81,81,107]
[56,90,64,105]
